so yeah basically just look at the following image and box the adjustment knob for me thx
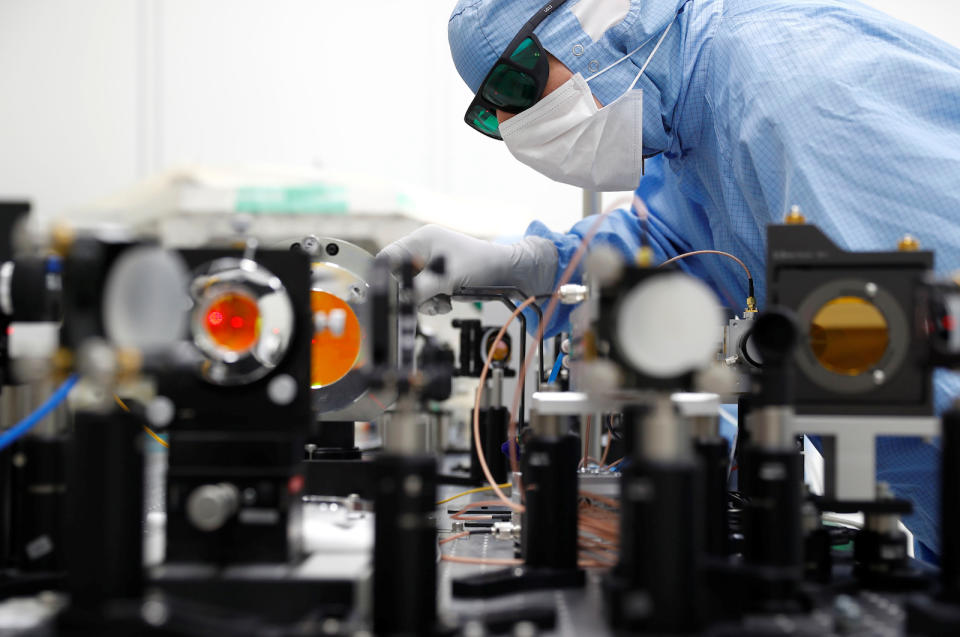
[186,483,240,532]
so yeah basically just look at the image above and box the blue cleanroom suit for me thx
[450,0,960,561]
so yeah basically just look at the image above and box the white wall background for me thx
[1,0,959,238]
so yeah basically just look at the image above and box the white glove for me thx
[377,225,558,315]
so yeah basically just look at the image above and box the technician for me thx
[379,0,960,561]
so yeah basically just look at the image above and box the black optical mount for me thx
[369,257,454,636]
[907,403,960,632]
[708,311,810,619]
[452,408,585,599]
[604,401,705,634]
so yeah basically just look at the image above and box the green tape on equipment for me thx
[235,185,349,215]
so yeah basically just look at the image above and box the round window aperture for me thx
[311,289,363,388]
[809,296,889,376]
[204,292,261,354]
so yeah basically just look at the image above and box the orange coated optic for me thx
[485,333,510,363]
[204,293,261,352]
[311,290,363,388]
[810,296,889,376]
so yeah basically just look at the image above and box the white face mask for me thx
[499,20,674,192]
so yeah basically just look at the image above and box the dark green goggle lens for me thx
[467,104,500,137]
[510,37,541,70]
[481,63,539,110]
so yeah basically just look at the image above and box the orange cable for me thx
[114,394,169,449]
[451,500,509,521]
[579,490,620,509]
[659,249,752,282]
[439,531,470,546]
[471,297,539,512]
[441,555,522,566]
[580,415,592,469]
[578,559,614,569]
[599,415,613,467]
[507,206,623,477]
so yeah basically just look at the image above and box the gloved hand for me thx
[377,225,558,315]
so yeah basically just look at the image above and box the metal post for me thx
[607,400,702,633]
[63,409,143,625]
[582,190,602,219]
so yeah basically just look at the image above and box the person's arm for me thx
[529,156,730,337]
[377,225,558,315]
[378,157,731,333]
[523,206,678,337]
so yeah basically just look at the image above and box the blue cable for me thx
[0,374,79,453]
[547,353,565,385]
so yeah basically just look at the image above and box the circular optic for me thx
[293,236,399,422]
[615,273,723,378]
[103,247,189,352]
[809,296,889,376]
[204,293,261,353]
[189,258,295,386]
[483,329,511,365]
[311,290,363,388]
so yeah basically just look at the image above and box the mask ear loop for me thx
[585,15,677,90]
[626,18,675,91]
[605,17,677,256]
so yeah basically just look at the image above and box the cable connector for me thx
[492,521,520,541]
[636,246,654,268]
[558,284,589,305]
[745,296,758,314]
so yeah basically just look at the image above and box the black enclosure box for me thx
[767,224,934,416]
[157,248,313,432]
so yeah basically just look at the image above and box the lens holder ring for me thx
[794,278,909,395]
[296,237,399,422]
[189,257,295,386]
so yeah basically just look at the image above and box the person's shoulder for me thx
[713,0,861,64]
[715,0,960,65]
[706,0,958,110]
[719,0,881,27]
[712,0,960,99]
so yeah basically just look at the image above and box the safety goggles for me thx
[463,0,568,140]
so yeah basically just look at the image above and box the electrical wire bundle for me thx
[579,414,624,471]
[438,494,622,570]
[445,198,755,571]
[577,491,620,568]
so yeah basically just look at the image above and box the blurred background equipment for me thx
[1,201,960,636]
[1,1,960,634]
